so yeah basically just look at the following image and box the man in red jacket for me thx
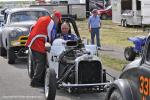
[26,11,62,87]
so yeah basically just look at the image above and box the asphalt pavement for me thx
[0,56,120,100]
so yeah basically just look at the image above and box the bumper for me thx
[59,82,111,88]
[11,46,28,59]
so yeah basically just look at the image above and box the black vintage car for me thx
[0,7,49,64]
[27,17,114,100]
[106,34,150,100]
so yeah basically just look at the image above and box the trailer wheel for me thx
[121,19,124,27]
[124,46,136,61]
[109,89,123,100]
[45,68,56,100]
[7,48,15,64]
[124,20,128,27]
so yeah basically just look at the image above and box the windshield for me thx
[10,11,49,23]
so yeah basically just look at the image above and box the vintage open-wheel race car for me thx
[27,17,113,100]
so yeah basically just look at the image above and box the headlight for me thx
[9,31,18,38]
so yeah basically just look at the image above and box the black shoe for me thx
[97,47,101,50]
[30,80,44,87]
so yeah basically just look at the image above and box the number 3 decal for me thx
[139,76,150,100]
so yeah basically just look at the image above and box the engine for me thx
[57,40,101,85]
[59,48,89,64]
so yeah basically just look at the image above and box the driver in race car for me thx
[60,22,78,41]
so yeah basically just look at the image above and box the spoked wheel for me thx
[124,46,136,61]
[27,49,34,79]
[109,89,123,100]
[45,68,57,100]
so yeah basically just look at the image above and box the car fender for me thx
[106,79,135,100]
[1,28,13,49]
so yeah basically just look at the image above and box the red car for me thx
[97,5,112,20]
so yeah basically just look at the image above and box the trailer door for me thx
[141,0,150,24]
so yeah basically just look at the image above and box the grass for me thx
[77,20,148,48]
[76,19,148,70]
[100,54,128,71]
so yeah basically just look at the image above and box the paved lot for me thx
[0,56,120,100]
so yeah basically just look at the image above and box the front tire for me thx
[124,46,136,61]
[45,68,56,100]
[0,47,7,56]
[109,89,123,100]
[7,48,15,64]
[27,49,34,79]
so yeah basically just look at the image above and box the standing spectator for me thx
[88,9,101,50]
[26,11,62,87]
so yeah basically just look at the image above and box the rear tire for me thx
[124,46,136,61]
[7,48,15,64]
[0,47,7,56]
[27,49,34,79]
[45,68,56,100]
[109,89,123,100]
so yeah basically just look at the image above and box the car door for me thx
[138,37,150,100]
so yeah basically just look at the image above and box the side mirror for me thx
[45,42,51,52]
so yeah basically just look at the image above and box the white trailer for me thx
[112,0,150,27]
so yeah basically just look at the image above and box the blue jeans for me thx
[91,28,101,47]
